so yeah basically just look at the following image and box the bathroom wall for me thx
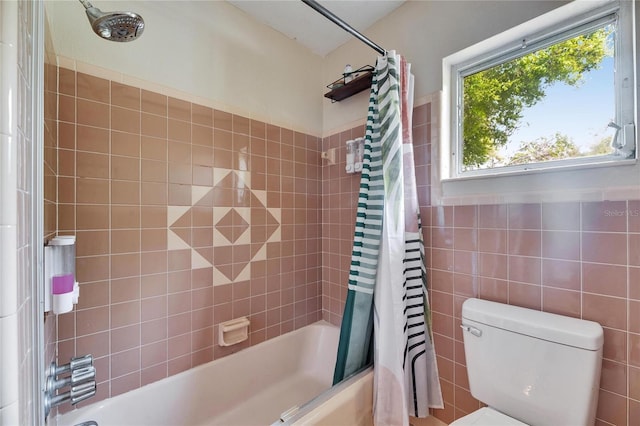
[320,3,638,422]
[53,65,323,409]
[322,95,640,426]
[42,0,639,424]
[423,97,639,426]
[320,125,364,326]
[321,0,567,135]
[43,0,326,413]
[44,0,323,136]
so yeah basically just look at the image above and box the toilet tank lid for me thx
[462,299,604,350]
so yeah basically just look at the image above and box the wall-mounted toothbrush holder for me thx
[44,236,79,315]
[218,317,250,346]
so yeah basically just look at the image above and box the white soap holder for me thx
[218,317,250,346]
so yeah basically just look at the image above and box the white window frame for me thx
[436,0,638,205]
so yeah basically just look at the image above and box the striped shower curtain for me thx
[333,51,443,425]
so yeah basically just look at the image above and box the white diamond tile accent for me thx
[212,267,231,286]
[252,244,267,261]
[235,228,251,245]
[192,185,211,205]
[267,207,281,222]
[191,248,212,269]
[213,228,232,246]
[235,263,251,282]
[253,190,267,207]
[167,229,191,250]
[165,165,284,284]
[213,206,232,223]
[167,206,190,227]
[213,168,231,186]
[266,226,281,243]
[235,207,251,223]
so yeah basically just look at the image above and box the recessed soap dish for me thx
[218,317,250,346]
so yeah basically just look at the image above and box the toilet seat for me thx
[449,407,529,426]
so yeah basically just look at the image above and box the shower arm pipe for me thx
[300,0,387,56]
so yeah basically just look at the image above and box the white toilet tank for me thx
[461,298,604,426]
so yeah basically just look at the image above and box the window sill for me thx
[433,158,640,206]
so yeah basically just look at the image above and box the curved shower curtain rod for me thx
[301,0,387,55]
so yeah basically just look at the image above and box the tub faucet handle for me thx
[49,366,96,391]
[44,354,97,418]
[51,354,94,376]
[70,380,97,405]
[70,365,96,386]
[70,354,93,370]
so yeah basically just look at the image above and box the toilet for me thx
[451,298,604,426]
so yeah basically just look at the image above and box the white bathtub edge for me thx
[278,367,374,426]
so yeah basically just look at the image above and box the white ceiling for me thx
[226,0,406,56]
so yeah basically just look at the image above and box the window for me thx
[437,0,637,204]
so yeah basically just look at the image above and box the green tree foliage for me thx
[506,133,614,166]
[463,27,611,167]
[507,133,579,166]
[586,135,613,156]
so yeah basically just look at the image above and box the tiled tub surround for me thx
[58,321,338,426]
[54,67,323,409]
[321,100,640,426]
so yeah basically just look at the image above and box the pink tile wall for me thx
[320,127,364,325]
[53,67,322,410]
[430,200,639,426]
[322,101,640,426]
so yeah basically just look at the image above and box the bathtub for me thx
[283,366,374,426]
[281,366,446,426]
[57,321,340,426]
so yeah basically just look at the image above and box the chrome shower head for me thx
[79,0,144,42]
